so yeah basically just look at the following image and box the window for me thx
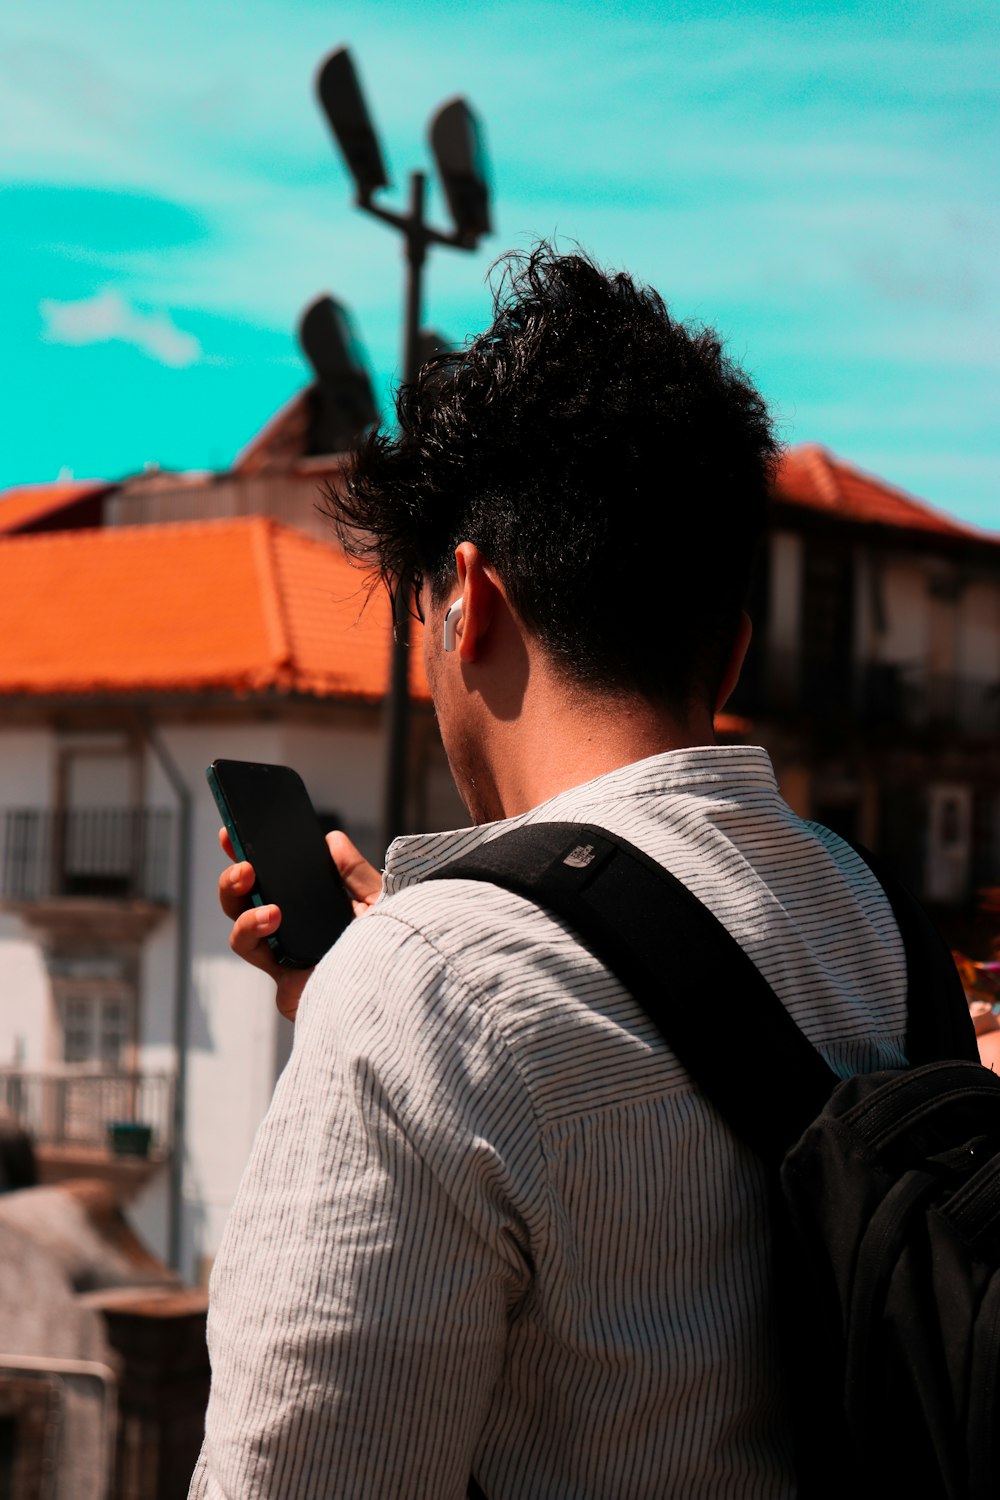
[51,957,135,1071]
[57,741,141,897]
[51,969,136,1146]
[801,538,855,709]
[925,785,972,905]
[61,988,131,1067]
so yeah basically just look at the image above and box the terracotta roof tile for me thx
[0,480,110,535]
[713,712,751,739]
[774,446,996,541]
[0,517,428,702]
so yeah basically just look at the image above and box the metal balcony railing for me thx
[0,1069,174,1156]
[916,672,1000,736]
[0,809,176,904]
[731,651,1000,737]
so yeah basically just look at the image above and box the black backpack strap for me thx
[429,822,837,1164]
[841,837,977,1065]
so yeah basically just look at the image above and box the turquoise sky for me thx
[3,0,998,527]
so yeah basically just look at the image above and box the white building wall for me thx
[767,531,802,653]
[0,731,59,1067]
[0,713,392,1283]
[0,914,51,1066]
[879,560,928,667]
[139,720,285,1282]
[1,729,55,804]
[139,715,387,1283]
[958,578,1000,681]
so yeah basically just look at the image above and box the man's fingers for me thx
[229,904,282,968]
[217,829,364,1023]
[227,900,312,1022]
[221,826,380,918]
[326,830,382,912]
[218,859,256,921]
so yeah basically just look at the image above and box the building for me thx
[731,444,1000,940]
[0,442,464,1284]
[0,417,997,1286]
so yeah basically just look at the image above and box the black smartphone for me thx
[206,759,354,969]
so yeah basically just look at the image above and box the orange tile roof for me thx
[0,517,428,702]
[0,480,110,535]
[774,445,995,541]
[713,712,751,739]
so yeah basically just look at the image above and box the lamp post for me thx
[298,294,379,455]
[315,46,492,851]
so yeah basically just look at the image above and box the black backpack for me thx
[434,822,998,1500]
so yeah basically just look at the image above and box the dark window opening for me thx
[813,801,860,846]
[0,1415,15,1495]
[801,538,855,711]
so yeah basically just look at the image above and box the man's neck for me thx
[485,681,717,821]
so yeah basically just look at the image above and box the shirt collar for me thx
[381,744,777,896]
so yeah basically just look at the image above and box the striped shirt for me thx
[190,745,907,1500]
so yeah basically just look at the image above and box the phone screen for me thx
[207,760,354,968]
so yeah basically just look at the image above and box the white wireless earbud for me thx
[443,598,464,652]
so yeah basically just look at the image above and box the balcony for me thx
[0,808,176,946]
[0,1069,174,1190]
[0,808,176,904]
[731,651,1000,739]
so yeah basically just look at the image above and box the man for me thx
[190,247,908,1498]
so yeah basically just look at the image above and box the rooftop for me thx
[0,480,110,536]
[773,446,996,542]
[0,439,994,711]
[0,516,428,702]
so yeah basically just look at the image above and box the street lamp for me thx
[429,98,492,246]
[315,45,492,850]
[298,294,379,455]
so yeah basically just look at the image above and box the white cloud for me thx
[39,290,202,367]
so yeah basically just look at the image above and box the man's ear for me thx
[715,610,752,712]
[454,542,499,663]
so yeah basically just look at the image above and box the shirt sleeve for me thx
[188,905,548,1500]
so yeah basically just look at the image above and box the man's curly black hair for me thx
[327,243,778,708]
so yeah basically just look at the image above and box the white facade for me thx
[756,526,1000,901]
[766,529,1000,685]
[0,705,465,1284]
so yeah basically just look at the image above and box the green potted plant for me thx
[107,1121,154,1158]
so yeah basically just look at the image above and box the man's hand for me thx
[217,828,381,1022]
